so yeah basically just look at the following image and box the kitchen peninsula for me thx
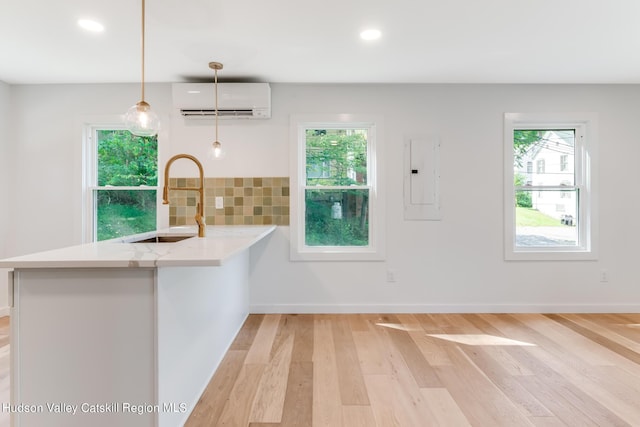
[0,225,275,427]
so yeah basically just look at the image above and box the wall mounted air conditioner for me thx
[172,82,271,119]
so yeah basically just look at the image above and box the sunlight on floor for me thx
[427,334,536,346]
[373,322,537,346]
[375,323,423,332]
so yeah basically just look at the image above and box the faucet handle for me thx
[195,203,206,237]
[162,186,169,204]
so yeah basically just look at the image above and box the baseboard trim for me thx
[0,306,9,317]
[250,304,640,314]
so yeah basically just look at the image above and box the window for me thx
[504,113,597,260]
[560,154,568,171]
[290,114,385,261]
[84,126,158,241]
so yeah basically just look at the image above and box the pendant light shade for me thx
[208,61,225,160]
[124,101,160,137]
[211,140,224,158]
[125,0,160,137]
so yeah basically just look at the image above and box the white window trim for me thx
[82,122,160,242]
[289,114,385,261]
[504,112,598,261]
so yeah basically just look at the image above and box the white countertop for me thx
[0,225,276,269]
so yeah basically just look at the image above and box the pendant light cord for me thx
[214,67,219,140]
[140,0,146,103]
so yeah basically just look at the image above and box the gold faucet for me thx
[162,154,206,237]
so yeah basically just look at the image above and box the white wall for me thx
[5,83,171,255]
[0,81,10,313]
[247,84,640,312]
[0,81,9,256]
[4,83,640,312]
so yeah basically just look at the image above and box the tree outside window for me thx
[304,128,369,246]
[87,129,158,241]
[290,114,385,261]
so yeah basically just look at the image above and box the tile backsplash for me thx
[168,177,289,226]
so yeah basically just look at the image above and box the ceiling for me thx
[2,0,640,85]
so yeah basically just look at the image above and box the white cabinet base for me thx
[10,250,249,427]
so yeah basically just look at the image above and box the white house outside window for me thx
[84,126,158,242]
[504,113,598,260]
[290,114,385,261]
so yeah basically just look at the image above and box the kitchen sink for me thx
[129,234,195,243]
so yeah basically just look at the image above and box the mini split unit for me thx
[172,83,271,119]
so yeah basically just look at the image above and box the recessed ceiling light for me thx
[360,29,382,41]
[78,19,104,33]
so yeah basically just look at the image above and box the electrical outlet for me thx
[386,269,397,283]
[600,270,608,283]
[215,196,223,209]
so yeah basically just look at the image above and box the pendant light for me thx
[208,61,226,159]
[124,0,160,137]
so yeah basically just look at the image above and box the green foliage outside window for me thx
[305,189,369,246]
[514,173,532,208]
[97,130,157,186]
[305,129,369,246]
[96,190,157,241]
[306,129,367,185]
[95,130,157,241]
[513,129,541,168]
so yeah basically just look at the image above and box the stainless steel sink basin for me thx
[130,234,195,243]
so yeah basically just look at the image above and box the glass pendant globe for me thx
[207,141,226,160]
[124,101,160,137]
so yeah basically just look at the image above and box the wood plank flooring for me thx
[186,314,640,427]
[0,316,9,427]
[0,314,639,426]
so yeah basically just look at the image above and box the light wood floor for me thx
[186,313,640,427]
[0,316,9,427]
[1,314,639,426]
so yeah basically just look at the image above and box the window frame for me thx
[82,123,159,242]
[503,112,598,261]
[289,114,385,261]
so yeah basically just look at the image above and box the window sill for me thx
[290,247,385,262]
[505,249,597,261]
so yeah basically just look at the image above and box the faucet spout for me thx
[162,154,206,237]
